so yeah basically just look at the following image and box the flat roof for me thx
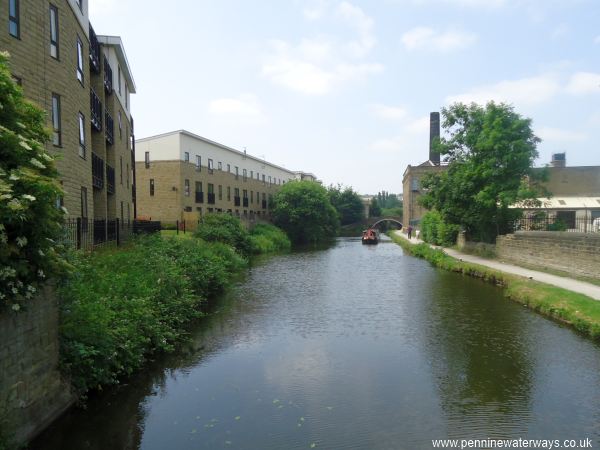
[98,35,136,93]
[516,196,600,209]
[136,130,297,175]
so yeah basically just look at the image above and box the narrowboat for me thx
[362,228,379,245]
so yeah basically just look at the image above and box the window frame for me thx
[80,186,88,218]
[76,36,84,84]
[184,151,189,163]
[196,155,201,171]
[144,151,150,169]
[149,179,154,196]
[78,112,86,158]
[51,93,61,146]
[184,179,190,197]
[9,0,19,39]
[49,4,59,59]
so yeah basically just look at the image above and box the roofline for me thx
[98,35,136,93]
[136,130,298,175]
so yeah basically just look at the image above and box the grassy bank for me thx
[389,232,600,340]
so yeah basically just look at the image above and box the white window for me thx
[49,5,59,59]
[78,112,85,158]
[51,94,61,146]
[76,37,84,83]
[208,158,214,173]
[184,152,189,162]
[196,155,201,170]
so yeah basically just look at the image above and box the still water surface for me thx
[32,237,600,449]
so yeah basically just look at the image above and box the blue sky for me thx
[91,0,600,194]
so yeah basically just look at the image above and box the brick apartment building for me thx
[0,0,136,222]
[136,130,317,223]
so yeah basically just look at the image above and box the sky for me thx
[90,0,600,194]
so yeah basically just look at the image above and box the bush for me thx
[0,52,65,311]
[194,213,252,255]
[249,223,291,254]
[420,211,459,247]
[59,235,245,393]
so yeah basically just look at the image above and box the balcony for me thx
[92,153,104,190]
[208,193,216,204]
[106,165,115,195]
[262,200,267,209]
[234,196,241,207]
[90,89,102,132]
[105,112,114,145]
[243,198,249,208]
[89,25,100,74]
[195,191,204,203]
[104,57,113,94]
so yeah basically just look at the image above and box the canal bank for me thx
[390,230,600,340]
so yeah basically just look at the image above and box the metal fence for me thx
[511,217,600,234]
[62,218,161,251]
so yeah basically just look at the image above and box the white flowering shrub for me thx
[0,52,65,310]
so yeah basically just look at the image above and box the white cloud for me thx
[208,94,264,118]
[446,75,560,107]
[370,104,408,121]
[262,2,382,95]
[303,0,328,21]
[537,126,587,143]
[565,72,600,95]
[400,27,477,51]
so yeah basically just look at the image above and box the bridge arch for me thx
[370,218,403,230]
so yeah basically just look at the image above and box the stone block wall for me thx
[0,287,74,444]
[496,231,600,280]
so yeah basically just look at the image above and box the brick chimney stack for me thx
[429,112,440,166]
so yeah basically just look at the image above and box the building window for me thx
[235,166,239,179]
[227,164,230,173]
[243,169,247,181]
[78,112,85,158]
[80,187,88,218]
[149,179,154,196]
[145,151,150,168]
[208,159,214,173]
[196,155,201,171]
[250,170,253,179]
[184,151,189,162]
[120,156,123,184]
[118,111,122,138]
[250,190,253,204]
[218,184,222,200]
[184,179,190,196]
[120,201,124,223]
[75,0,82,12]
[8,0,19,38]
[125,85,128,109]
[49,5,59,58]
[218,161,222,171]
[76,36,84,83]
[126,163,129,188]
[227,186,231,201]
[51,93,61,146]
[118,65,122,95]
[262,174,265,184]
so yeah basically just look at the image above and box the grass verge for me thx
[389,232,600,340]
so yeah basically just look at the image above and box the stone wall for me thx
[0,286,74,444]
[496,231,600,280]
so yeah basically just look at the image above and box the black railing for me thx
[262,200,267,209]
[511,216,600,234]
[207,193,216,204]
[243,198,249,207]
[92,153,104,189]
[89,25,101,73]
[106,165,115,194]
[104,57,113,94]
[105,112,114,145]
[195,191,204,203]
[62,218,159,251]
[234,196,241,207]
[90,89,102,131]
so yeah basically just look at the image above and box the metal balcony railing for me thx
[92,153,104,190]
[106,165,115,194]
[195,191,204,203]
[208,193,216,204]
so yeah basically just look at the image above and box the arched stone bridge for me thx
[369,218,403,230]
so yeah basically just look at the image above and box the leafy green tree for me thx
[369,198,382,217]
[420,102,542,242]
[0,52,64,310]
[327,184,364,225]
[194,213,252,255]
[272,181,339,244]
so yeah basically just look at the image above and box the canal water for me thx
[31,237,600,449]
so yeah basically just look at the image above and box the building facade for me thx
[135,130,315,222]
[402,112,448,227]
[0,0,136,221]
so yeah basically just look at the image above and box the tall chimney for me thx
[551,152,566,168]
[429,112,440,165]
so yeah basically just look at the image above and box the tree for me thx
[194,213,251,256]
[327,184,364,225]
[0,52,65,310]
[420,102,542,242]
[369,198,382,217]
[272,181,339,244]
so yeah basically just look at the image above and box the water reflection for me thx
[31,238,600,450]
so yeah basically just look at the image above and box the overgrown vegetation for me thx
[420,210,460,247]
[389,232,600,340]
[420,102,546,243]
[59,235,246,393]
[327,184,364,225]
[249,223,291,254]
[194,213,252,255]
[0,52,65,311]
[272,180,339,244]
